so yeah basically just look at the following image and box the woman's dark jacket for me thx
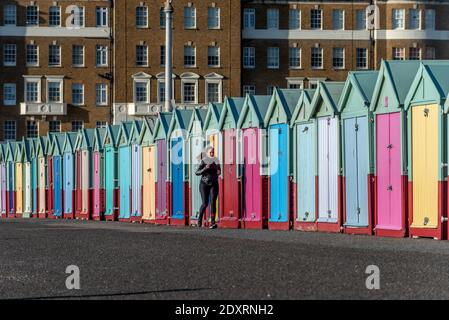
[195,159,221,186]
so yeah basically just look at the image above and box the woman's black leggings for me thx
[198,181,219,226]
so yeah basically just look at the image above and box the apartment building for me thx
[0,0,113,139]
[241,0,449,94]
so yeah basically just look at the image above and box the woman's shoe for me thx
[209,224,217,229]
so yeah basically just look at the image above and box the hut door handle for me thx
[424,108,429,117]
[387,185,393,191]
[387,144,393,149]
[302,127,308,133]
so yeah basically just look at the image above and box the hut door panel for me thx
[171,137,184,219]
[344,118,359,225]
[105,148,115,215]
[223,129,238,218]
[25,163,31,213]
[53,157,62,216]
[131,145,141,216]
[191,136,203,220]
[119,147,131,219]
[318,118,330,222]
[38,158,46,213]
[243,128,261,221]
[156,140,167,218]
[16,163,23,213]
[328,117,339,222]
[64,154,74,214]
[81,151,89,213]
[388,113,403,229]
[297,123,315,222]
[412,104,439,228]
[356,117,369,227]
[93,153,101,214]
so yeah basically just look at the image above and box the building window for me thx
[70,6,84,27]
[49,6,61,26]
[243,8,255,29]
[72,45,84,67]
[289,9,301,30]
[96,121,108,128]
[26,5,39,26]
[184,45,196,67]
[332,9,344,30]
[393,47,405,60]
[426,47,436,59]
[206,82,220,103]
[311,47,323,69]
[208,46,220,67]
[243,85,255,95]
[72,84,84,105]
[49,121,61,133]
[3,44,16,67]
[96,45,108,67]
[289,47,301,69]
[243,47,255,69]
[71,121,84,132]
[208,7,220,29]
[267,9,279,29]
[425,9,435,30]
[311,9,322,30]
[25,78,41,103]
[4,4,17,25]
[356,10,366,30]
[356,48,368,69]
[26,121,38,138]
[96,84,108,105]
[47,80,62,103]
[309,81,318,89]
[49,45,61,67]
[267,47,279,69]
[267,86,274,95]
[26,44,39,66]
[182,82,197,104]
[409,47,421,60]
[184,6,196,29]
[287,80,303,89]
[96,7,108,27]
[136,6,148,28]
[4,121,16,141]
[160,46,165,66]
[160,7,166,28]
[3,84,16,106]
[392,9,405,29]
[135,45,148,67]
[409,9,421,30]
[332,48,345,69]
[134,81,149,103]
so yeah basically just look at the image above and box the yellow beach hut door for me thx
[411,104,438,228]
[142,146,156,220]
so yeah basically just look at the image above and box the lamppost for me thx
[164,0,174,112]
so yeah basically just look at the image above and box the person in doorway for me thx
[195,146,221,229]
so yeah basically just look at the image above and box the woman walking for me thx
[195,146,221,229]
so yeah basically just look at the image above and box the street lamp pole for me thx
[164,0,174,112]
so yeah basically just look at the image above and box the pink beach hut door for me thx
[93,153,101,218]
[243,128,262,222]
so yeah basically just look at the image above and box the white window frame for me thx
[96,83,108,106]
[332,9,345,30]
[311,47,323,69]
[136,6,149,28]
[180,73,200,105]
[409,47,421,60]
[96,45,109,67]
[332,47,345,69]
[184,45,196,67]
[311,9,322,30]
[425,9,435,30]
[267,47,279,69]
[4,120,16,141]
[4,4,17,26]
[184,6,196,29]
[72,45,85,67]
[24,76,42,103]
[26,120,39,138]
[267,9,279,29]
[48,44,61,67]
[208,7,220,29]
[204,73,224,104]
[243,85,255,96]
[49,120,61,133]
[71,121,84,132]
[243,8,255,29]
[243,47,255,69]
[208,46,220,67]
[135,45,148,67]
[72,83,85,106]
[426,46,436,59]
[289,47,301,69]
[392,9,405,30]
[356,10,367,30]
[49,6,61,27]
[393,47,405,60]
[156,73,175,104]
[46,76,64,104]
[409,9,421,30]
[289,9,301,30]
[96,7,109,27]
[356,48,368,69]
[3,44,16,67]
[26,44,39,67]
[26,5,39,26]
[132,73,152,104]
[286,78,304,89]
[3,83,16,106]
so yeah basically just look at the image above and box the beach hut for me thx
[152,113,172,224]
[0,144,6,218]
[13,141,24,218]
[370,60,421,238]
[217,97,246,228]
[404,61,449,240]
[237,94,271,229]
[167,109,194,226]
[19,138,33,218]
[45,134,56,218]
[202,103,224,225]
[129,121,143,222]
[187,108,208,226]
[103,124,121,221]
[62,132,78,219]
[115,121,139,222]
[48,133,66,218]
[263,88,302,230]
[309,81,345,233]
[75,129,97,220]
[92,127,107,220]
[138,117,157,223]
[338,71,379,235]
[27,138,38,218]
[290,89,317,231]
[35,136,48,218]
[5,141,17,218]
